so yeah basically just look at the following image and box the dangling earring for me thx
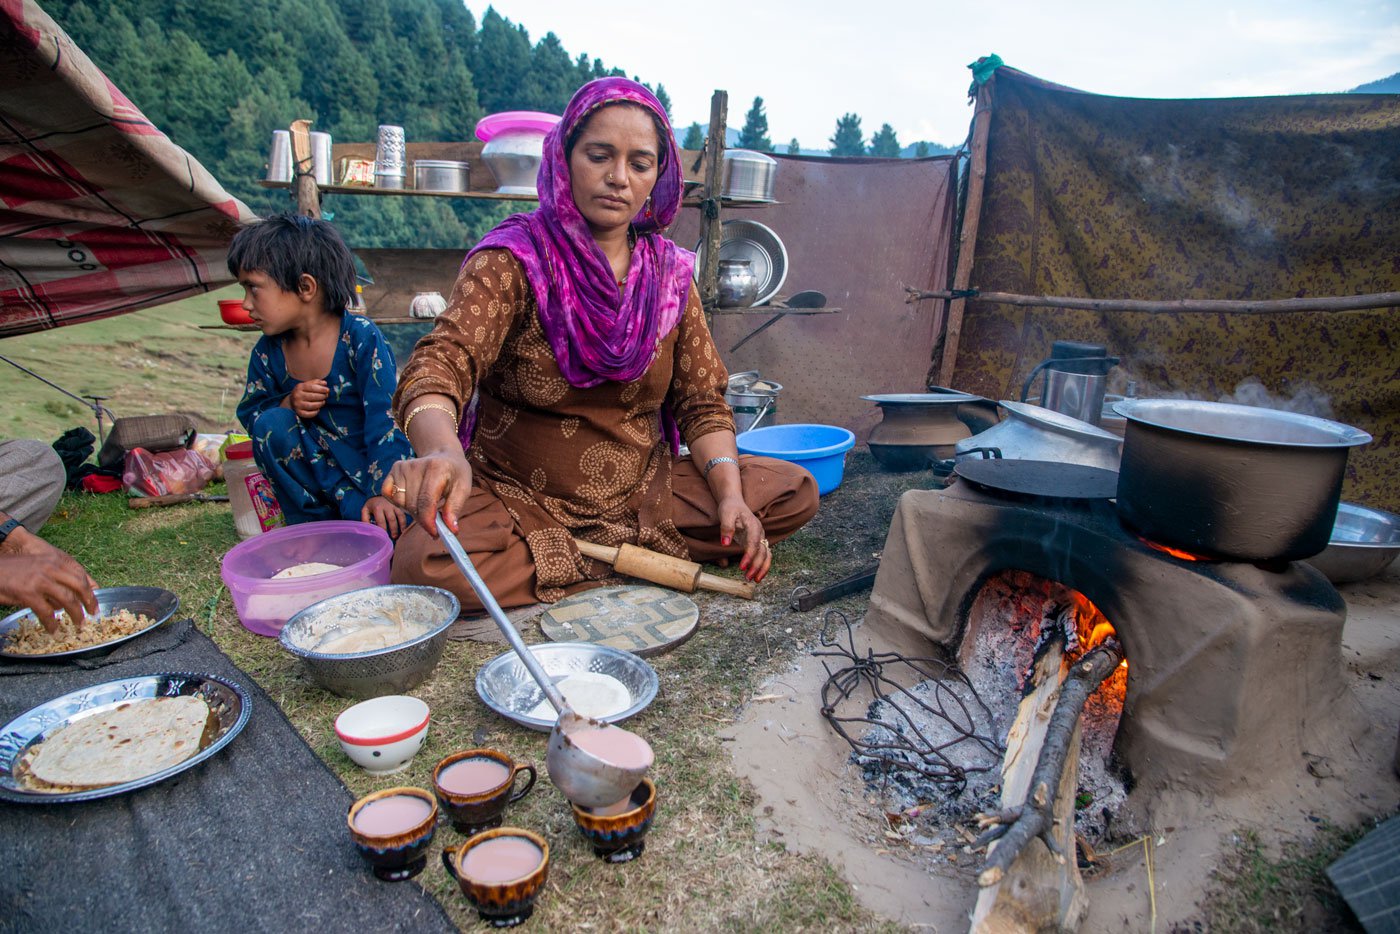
[643,195,653,220]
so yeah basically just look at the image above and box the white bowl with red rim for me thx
[334,695,430,775]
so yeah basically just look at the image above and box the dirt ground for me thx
[725,524,1400,930]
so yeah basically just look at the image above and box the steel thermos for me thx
[1020,340,1119,426]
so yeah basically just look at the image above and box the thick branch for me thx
[977,639,1124,887]
[906,286,1400,315]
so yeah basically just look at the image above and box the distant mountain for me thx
[1349,73,1400,93]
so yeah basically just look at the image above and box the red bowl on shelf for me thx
[219,298,254,325]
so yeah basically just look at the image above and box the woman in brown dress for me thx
[384,78,818,610]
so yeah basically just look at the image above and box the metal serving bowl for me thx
[278,585,459,699]
[1304,502,1400,584]
[476,642,658,733]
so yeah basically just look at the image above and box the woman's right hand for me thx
[383,451,473,536]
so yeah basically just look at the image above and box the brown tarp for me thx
[0,0,254,338]
[672,153,958,438]
[949,67,1400,509]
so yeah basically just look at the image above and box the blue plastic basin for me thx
[735,423,856,495]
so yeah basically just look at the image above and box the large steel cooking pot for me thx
[1114,399,1372,562]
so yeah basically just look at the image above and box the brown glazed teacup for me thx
[347,786,438,882]
[442,827,550,927]
[570,777,657,863]
[432,748,538,835]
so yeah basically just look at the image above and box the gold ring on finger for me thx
[760,538,769,549]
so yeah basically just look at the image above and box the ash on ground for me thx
[850,572,1130,850]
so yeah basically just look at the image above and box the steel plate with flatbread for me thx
[539,585,699,657]
[0,672,251,804]
[954,459,1119,500]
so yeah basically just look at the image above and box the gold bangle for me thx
[401,401,458,436]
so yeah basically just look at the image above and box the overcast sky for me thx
[473,0,1400,148]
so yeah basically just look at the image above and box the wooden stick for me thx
[937,80,995,388]
[574,539,756,600]
[698,90,728,316]
[289,119,320,220]
[907,286,1400,316]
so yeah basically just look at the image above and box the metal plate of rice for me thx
[475,642,658,732]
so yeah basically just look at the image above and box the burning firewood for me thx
[970,604,1125,932]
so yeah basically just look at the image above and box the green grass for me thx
[1192,816,1394,932]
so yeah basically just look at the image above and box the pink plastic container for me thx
[220,521,393,636]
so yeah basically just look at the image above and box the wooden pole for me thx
[289,119,320,220]
[937,81,995,388]
[907,287,1400,316]
[699,90,729,316]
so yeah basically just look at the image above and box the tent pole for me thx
[699,90,728,320]
[937,81,994,387]
[289,119,321,220]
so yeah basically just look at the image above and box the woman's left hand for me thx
[717,493,770,583]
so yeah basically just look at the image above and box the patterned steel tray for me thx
[0,672,251,803]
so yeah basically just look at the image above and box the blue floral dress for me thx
[236,314,413,524]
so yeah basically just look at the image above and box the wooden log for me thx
[573,539,756,600]
[971,634,1125,932]
[906,287,1400,316]
[937,79,995,388]
[971,620,1087,932]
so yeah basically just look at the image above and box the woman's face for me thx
[568,103,661,238]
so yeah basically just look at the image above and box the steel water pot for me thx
[1113,399,1371,561]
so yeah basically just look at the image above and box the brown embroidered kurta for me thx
[394,248,737,602]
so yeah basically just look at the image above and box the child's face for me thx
[237,269,318,335]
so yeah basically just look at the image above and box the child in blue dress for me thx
[230,214,413,537]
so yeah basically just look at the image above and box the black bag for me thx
[51,427,96,489]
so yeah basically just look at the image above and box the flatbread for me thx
[26,695,213,789]
[272,561,341,579]
[526,672,631,721]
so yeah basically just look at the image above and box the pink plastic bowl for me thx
[220,520,393,637]
[474,110,561,142]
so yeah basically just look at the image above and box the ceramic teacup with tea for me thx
[432,748,538,835]
[569,777,656,863]
[347,786,438,881]
[442,827,549,927]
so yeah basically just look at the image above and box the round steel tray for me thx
[0,672,251,803]
[476,642,658,733]
[0,586,180,661]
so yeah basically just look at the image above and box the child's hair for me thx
[226,213,355,315]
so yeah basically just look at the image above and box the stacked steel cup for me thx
[375,125,406,189]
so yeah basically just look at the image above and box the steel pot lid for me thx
[954,458,1119,500]
[1113,399,1372,448]
[862,392,979,406]
[999,400,1121,443]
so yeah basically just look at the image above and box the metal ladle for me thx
[434,515,653,808]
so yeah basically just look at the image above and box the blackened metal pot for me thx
[1114,399,1371,562]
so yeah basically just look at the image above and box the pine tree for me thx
[915,140,931,158]
[682,122,704,150]
[787,138,800,155]
[654,84,672,121]
[738,96,772,152]
[828,113,865,156]
[869,123,901,157]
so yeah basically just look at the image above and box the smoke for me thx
[1217,377,1334,420]
[1123,376,1334,420]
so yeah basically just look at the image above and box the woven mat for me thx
[539,585,699,657]
[0,628,454,934]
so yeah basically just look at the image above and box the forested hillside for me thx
[41,0,646,249]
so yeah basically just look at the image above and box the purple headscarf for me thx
[466,79,694,450]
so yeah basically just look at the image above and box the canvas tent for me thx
[0,0,254,338]
[941,64,1400,510]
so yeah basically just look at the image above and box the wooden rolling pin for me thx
[574,539,756,600]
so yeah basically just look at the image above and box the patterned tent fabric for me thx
[0,0,254,338]
[953,67,1400,509]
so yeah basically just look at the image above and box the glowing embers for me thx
[1066,591,1129,703]
[1138,536,1209,562]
